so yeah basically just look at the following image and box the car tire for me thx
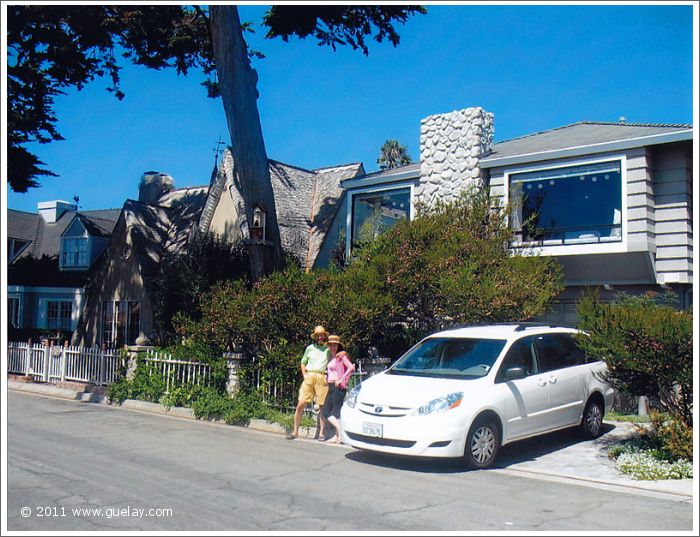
[580,398,604,439]
[463,418,500,469]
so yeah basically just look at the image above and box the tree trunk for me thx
[209,6,285,281]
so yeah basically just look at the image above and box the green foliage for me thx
[577,290,693,426]
[107,378,132,405]
[176,188,563,397]
[377,139,412,170]
[152,233,249,346]
[607,417,693,480]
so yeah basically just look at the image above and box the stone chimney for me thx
[416,107,494,209]
[138,171,174,205]
[37,200,77,223]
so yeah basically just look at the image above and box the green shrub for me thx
[190,387,236,420]
[651,413,693,462]
[107,378,132,404]
[577,290,692,426]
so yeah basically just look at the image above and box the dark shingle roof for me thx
[481,121,693,164]
[7,209,39,242]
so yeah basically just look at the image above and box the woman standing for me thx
[322,334,355,444]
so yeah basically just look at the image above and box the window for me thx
[47,300,72,330]
[534,334,586,372]
[61,237,89,268]
[510,161,622,245]
[101,301,140,346]
[8,239,29,262]
[389,337,507,378]
[496,337,538,381]
[8,298,20,328]
[351,187,411,250]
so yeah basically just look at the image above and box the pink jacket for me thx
[326,351,355,389]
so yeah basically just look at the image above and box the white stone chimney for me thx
[416,106,494,209]
[138,171,174,205]
[37,200,77,223]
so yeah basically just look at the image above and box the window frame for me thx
[101,300,141,347]
[46,300,73,330]
[504,154,628,256]
[345,183,415,258]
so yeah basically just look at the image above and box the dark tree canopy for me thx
[8,4,425,193]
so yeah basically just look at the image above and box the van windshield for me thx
[388,337,506,378]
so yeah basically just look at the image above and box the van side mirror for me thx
[504,367,526,381]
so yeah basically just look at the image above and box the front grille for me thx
[358,401,413,417]
[346,432,416,448]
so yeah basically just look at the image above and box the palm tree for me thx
[377,139,412,170]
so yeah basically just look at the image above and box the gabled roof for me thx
[480,121,693,168]
[217,149,364,268]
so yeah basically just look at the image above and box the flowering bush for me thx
[615,452,692,480]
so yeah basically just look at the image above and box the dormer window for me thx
[61,237,89,267]
[60,217,90,269]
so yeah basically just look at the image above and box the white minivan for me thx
[340,323,614,469]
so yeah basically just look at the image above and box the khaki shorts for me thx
[298,372,328,405]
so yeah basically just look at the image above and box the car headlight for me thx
[413,392,463,416]
[344,384,361,408]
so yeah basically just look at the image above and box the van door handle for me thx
[537,379,547,387]
[548,376,557,384]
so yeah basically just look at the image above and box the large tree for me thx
[7,5,425,279]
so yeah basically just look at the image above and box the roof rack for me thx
[443,321,561,332]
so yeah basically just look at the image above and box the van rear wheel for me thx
[580,398,604,439]
[464,419,500,469]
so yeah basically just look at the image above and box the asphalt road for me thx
[5,391,694,532]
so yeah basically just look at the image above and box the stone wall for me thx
[416,107,494,209]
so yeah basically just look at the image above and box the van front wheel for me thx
[464,419,500,469]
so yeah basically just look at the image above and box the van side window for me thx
[535,334,586,372]
[496,337,537,382]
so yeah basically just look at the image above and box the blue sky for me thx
[5,2,696,213]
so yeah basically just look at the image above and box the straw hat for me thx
[327,335,343,347]
[310,325,329,339]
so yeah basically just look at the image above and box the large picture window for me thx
[101,300,140,346]
[351,187,411,250]
[510,161,622,245]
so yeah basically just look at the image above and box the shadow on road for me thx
[344,422,625,473]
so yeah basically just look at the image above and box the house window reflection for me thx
[351,188,411,250]
[510,161,622,245]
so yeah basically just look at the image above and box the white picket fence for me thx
[7,341,123,385]
[141,348,211,394]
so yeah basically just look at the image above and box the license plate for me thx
[362,422,383,438]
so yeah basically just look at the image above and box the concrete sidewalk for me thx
[7,379,694,500]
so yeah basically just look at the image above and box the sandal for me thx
[286,433,297,440]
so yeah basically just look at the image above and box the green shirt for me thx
[301,343,330,373]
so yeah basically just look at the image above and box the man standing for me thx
[287,325,331,440]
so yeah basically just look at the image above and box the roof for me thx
[217,149,364,267]
[480,121,693,168]
[429,323,579,341]
[7,207,120,261]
